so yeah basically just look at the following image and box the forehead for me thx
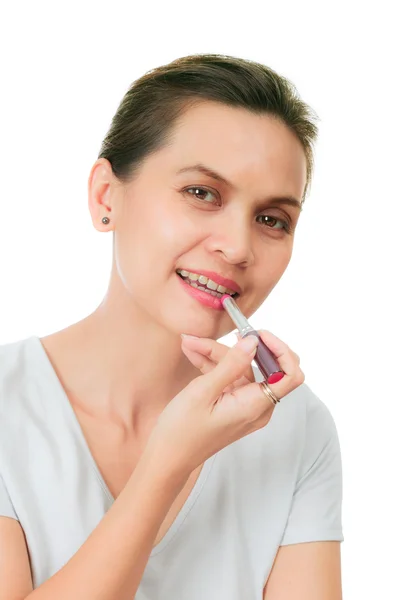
[161,101,307,195]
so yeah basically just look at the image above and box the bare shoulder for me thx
[264,541,342,600]
[0,517,33,598]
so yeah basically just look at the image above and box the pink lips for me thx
[176,273,225,310]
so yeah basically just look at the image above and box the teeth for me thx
[177,269,238,296]
[206,280,218,291]
[201,287,223,298]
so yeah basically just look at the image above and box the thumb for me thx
[201,335,259,395]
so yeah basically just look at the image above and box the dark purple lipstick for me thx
[221,295,285,384]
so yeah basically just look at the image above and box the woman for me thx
[0,54,343,599]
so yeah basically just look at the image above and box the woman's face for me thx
[90,101,307,339]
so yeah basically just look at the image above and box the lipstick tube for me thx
[221,295,284,384]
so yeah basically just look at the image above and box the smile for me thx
[176,269,239,299]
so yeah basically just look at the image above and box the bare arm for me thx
[0,445,189,600]
[263,541,342,600]
[0,517,33,599]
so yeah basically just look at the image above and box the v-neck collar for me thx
[29,335,217,556]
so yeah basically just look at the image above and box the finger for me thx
[256,329,305,397]
[181,344,215,372]
[182,336,255,381]
[235,329,300,368]
[181,336,229,365]
[257,330,300,376]
[196,335,259,398]
[235,329,304,399]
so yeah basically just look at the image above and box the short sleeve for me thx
[0,473,18,520]
[280,390,344,545]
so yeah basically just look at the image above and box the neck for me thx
[45,297,200,434]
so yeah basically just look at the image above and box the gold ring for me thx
[259,381,280,406]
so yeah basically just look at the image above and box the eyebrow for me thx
[176,163,303,211]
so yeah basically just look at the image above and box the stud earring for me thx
[102,217,110,224]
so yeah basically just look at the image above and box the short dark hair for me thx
[98,53,319,204]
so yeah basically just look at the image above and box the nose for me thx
[205,214,255,267]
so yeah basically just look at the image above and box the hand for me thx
[146,331,304,477]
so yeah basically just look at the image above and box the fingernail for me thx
[181,333,199,339]
[238,335,259,354]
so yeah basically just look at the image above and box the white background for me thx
[0,1,399,597]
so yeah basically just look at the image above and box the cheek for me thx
[250,244,293,300]
[272,249,293,275]
[159,211,206,261]
[115,202,202,289]
[258,246,292,278]
[157,215,182,246]
[130,198,187,248]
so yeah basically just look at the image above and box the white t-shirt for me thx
[0,336,344,597]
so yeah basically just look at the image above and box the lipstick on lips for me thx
[221,295,285,384]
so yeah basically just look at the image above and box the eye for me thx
[183,186,219,204]
[182,187,294,234]
[256,214,293,234]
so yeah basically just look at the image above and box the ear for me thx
[87,158,115,232]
